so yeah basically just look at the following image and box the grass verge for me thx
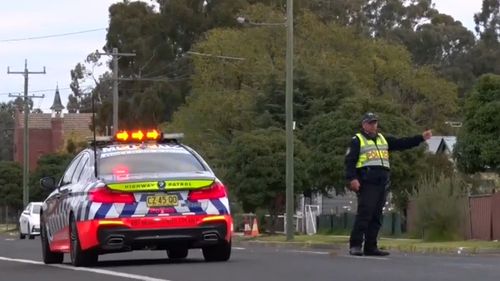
[235,234,500,254]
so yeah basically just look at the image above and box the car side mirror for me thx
[40,176,57,191]
[22,210,29,215]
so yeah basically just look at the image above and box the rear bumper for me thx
[98,223,227,253]
[76,215,232,251]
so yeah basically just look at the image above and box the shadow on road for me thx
[76,257,208,268]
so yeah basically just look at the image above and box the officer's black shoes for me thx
[363,248,390,256]
[349,246,363,256]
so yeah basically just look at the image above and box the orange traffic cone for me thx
[250,218,260,237]
[243,220,252,236]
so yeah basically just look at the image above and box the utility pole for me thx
[7,59,45,208]
[97,48,136,134]
[285,0,294,241]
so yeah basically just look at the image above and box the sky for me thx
[0,0,484,112]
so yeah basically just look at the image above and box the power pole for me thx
[97,48,136,135]
[7,59,45,208]
[285,0,294,241]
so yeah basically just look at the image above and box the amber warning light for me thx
[115,129,161,142]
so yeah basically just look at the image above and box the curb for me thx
[234,239,342,250]
[234,237,500,256]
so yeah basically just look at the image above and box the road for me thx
[1,233,499,281]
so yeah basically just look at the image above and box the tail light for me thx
[188,181,227,201]
[89,187,135,204]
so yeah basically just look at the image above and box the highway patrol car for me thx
[39,130,232,266]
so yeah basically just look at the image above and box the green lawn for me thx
[0,224,17,233]
[238,234,500,253]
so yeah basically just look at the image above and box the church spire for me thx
[50,85,64,115]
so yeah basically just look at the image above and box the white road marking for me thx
[233,247,246,250]
[5,238,15,241]
[288,250,330,255]
[340,255,389,260]
[0,256,172,281]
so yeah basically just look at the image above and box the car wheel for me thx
[19,224,26,240]
[202,240,231,262]
[69,216,98,267]
[167,247,188,259]
[41,222,63,264]
[27,223,35,239]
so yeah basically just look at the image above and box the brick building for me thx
[13,87,92,170]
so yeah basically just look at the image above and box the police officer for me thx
[345,112,432,256]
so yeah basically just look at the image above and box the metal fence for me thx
[317,212,402,236]
[407,193,500,241]
[0,205,21,231]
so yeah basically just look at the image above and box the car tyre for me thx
[27,223,35,239]
[19,226,26,240]
[167,248,189,259]
[41,222,63,264]
[70,216,98,267]
[202,240,231,262]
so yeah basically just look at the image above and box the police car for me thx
[39,130,232,266]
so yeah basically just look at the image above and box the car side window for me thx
[72,153,89,183]
[78,155,92,182]
[61,155,83,186]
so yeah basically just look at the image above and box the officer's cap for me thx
[361,112,378,124]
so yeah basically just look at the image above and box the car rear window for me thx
[99,151,206,179]
[32,205,41,214]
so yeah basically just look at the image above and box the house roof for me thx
[425,136,457,154]
[442,137,457,152]
[425,136,443,154]
[17,113,92,138]
[17,113,52,129]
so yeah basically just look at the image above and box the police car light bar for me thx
[115,129,161,142]
[161,133,184,144]
[88,130,183,146]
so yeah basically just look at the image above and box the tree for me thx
[225,128,309,216]
[171,7,458,209]
[13,97,33,112]
[0,102,15,161]
[474,0,500,44]
[455,74,500,174]
[29,154,74,202]
[0,161,23,209]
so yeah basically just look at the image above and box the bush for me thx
[413,174,467,241]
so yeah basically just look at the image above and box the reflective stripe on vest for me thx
[355,133,390,169]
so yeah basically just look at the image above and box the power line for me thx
[0,28,106,43]
[0,87,71,96]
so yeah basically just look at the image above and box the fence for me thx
[468,193,500,240]
[406,193,500,240]
[0,205,21,231]
[317,212,402,236]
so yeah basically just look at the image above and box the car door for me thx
[20,203,31,234]
[61,152,90,229]
[46,154,83,245]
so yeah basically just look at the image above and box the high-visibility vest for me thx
[355,133,390,169]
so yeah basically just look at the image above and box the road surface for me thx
[0,233,499,281]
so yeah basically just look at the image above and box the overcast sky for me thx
[0,0,484,112]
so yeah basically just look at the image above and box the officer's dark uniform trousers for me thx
[350,167,390,250]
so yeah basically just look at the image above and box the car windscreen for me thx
[99,151,206,180]
[32,205,41,214]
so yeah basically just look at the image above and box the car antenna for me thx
[91,91,98,178]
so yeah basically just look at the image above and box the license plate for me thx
[146,194,179,208]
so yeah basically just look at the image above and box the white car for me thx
[19,202,42,239]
